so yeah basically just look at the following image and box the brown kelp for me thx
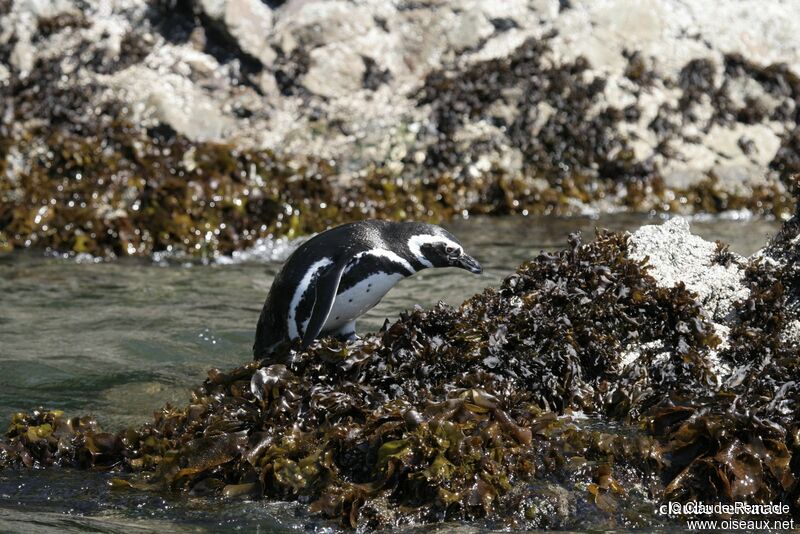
[2,217,800,529]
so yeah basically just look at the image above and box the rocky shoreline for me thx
[2,205,799,529]
[2,0,800,257]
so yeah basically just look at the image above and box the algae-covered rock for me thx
[2,0,800,257]
[2,212,799,529]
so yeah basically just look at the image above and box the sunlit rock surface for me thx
[2,211,799,529]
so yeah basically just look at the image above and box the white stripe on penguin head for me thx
[345,249,416,275]
[287,258,333,339]
[407,234,462,268]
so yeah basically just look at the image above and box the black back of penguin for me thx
[255,221,388,357]
[253,220,463,359]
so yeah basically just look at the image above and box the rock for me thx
[3,0,800,256]
[9,37,35,76]
[302,42,366,98]
[469,28,528,63]
[104,65,233,141]
[725,75,786,119]
[710,164,763,197]
[198,0,276,65]
[629,217,749,322]
[745,125,785,168]
[660,166,709,191]
[479,0,544,24]
[445,9,494,52]
[272,0,375,53]
[6,10,36,75]
[706,123,782,165]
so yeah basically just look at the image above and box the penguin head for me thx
[404,224,483,274]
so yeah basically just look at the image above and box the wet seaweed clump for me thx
[2,217,800,529]
[645,211,800,511]
[0,114,455,258]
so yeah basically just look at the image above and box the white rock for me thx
[704,123,780,165]
[478,0,546,25]
[445,9,494,52]
[710,164,762,196]
[660,143,717,189]
[199,0,275,65]
[468,28,528,63]
[629,217,749,322]
[10,36,36,76]
[528,0,561,21]
[272,0,375,53]
[303,43,366,98]
[104,65,232,141]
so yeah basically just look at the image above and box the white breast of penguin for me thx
[290,247,416,339]
[322,271,405,333]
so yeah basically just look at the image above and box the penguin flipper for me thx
[301,261,347,348]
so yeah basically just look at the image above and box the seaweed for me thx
[417,37,650,185]
[35,12,91,40]
[639,199,800,511]
[273,48,312,97]
[678,58,716,114]
[623,50,656,87]
[6,219,799,529]
[711,241,736,267]
[2,23,799,258]
[0,115,464,257]
[771,127,800,181]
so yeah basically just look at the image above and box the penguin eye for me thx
[445,245,457,256]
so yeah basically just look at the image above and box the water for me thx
[0,214,782,532]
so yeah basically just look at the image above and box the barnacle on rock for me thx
[417,38,650,189]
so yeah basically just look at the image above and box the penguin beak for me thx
[456,253,483,274]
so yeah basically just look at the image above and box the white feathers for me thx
[406,234,461,267]
[324,271,405,333]
[324,248,413,333]
[287,257,333,339]
[287,249,413,340]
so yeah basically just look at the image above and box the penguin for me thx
[253,219,482,359]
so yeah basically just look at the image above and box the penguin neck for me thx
[407,255,431,273]
[374,224,427,274]
[394,235,432,272]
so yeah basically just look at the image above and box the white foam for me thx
[214,235,305,265]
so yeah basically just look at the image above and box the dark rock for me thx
[362,56,391,91]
